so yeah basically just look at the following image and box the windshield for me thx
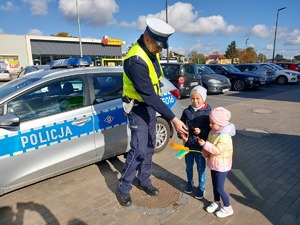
[197,65,215,74]
[221,65,241,73]
[0,77,41,99]
[269,63,283,70]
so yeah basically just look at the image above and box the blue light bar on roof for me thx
[49,56,92,68]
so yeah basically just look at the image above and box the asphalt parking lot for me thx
[0,83,300,225]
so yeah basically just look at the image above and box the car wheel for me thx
[233,80,246,91]
[155,117,171,153]
[276,76,287,85]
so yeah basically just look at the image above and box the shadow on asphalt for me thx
[0,202,88,225]
[96,154,188,195]
[96,128,300,224]
[229,131,300,225]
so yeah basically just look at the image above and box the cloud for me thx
[27,29,43,36]
[250,24,300,47]
[265,44,273,50]
[0,1,18,11]
[122,2,240,36]
[59,0,119,27]
[119,21,136,28]
[250,24,271,38]
[284,29,300,45]
[0,28,4,34]
[22,0,52,16]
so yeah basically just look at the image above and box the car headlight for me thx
[208,79,221,84]
[246,77,254,81]
[286,72,297,76]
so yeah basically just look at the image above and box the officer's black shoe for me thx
[116,189,132,206]
[139,184,159,196]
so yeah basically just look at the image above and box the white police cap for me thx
[145,18,175,49]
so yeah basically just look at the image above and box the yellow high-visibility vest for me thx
[123,42,163,102]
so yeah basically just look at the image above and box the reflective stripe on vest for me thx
[123,42,163,102]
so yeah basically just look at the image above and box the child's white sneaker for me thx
[206,201,221,213]
[216,206,234,218]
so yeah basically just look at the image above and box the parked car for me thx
[161,62,202,98]
[234,63,276,85]
[0,57,182,196]
[205,64,265,91]
[0,69,12,81]
[195,64,231,94]
[18,65,50,78]
[274,62,300,73]
[260,63,300,84]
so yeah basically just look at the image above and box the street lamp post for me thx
[272,7,286,63]
[76,0,83,57]
[245,38,249,48]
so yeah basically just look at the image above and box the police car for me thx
[0,57,182,196]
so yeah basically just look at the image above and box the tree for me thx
[188,51,206,64]
[225,41,238,63]
[51,32,77,38]
[275,54,284,61]
[294,55,300,61]
[257,53,267,63]
[238,47,257,63]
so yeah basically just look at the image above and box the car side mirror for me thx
[0,114,20,128]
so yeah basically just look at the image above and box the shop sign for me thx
[101,38,123,46]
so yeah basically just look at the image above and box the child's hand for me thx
[202,150,210,158]
[181,133,188,144]
[197,136,205,146]
[193,127,201,135]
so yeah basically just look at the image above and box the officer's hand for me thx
[180,133,188,143]
[171,117,188,135]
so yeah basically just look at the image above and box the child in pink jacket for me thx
[198,107,236,218]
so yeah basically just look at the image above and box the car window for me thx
[183,64,195,76]
[263,64,273,70]
[197,65,214,74]
[223,65,240,72]
[92,73,123,103]
[281,64,289,69]
[237,65,245,71]
[249,65,256,71]
[7,77,85,121]
[209,65,222,74]
[0,77,42,99]
[162,65,179,78]
[18,67,37,77]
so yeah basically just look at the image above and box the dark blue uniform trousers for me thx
[118,105,156,194]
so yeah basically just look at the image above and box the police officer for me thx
[116,18,188,207]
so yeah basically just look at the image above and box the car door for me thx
[0,76,96,194]
[91,72,129,160]
[182,64,199,87]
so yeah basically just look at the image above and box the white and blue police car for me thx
[0,57,182,196]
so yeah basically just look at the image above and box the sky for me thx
[0,0,299,60]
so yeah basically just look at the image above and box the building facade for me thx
[0,34,124,72]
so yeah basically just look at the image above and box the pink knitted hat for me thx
[210,107,231,127]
